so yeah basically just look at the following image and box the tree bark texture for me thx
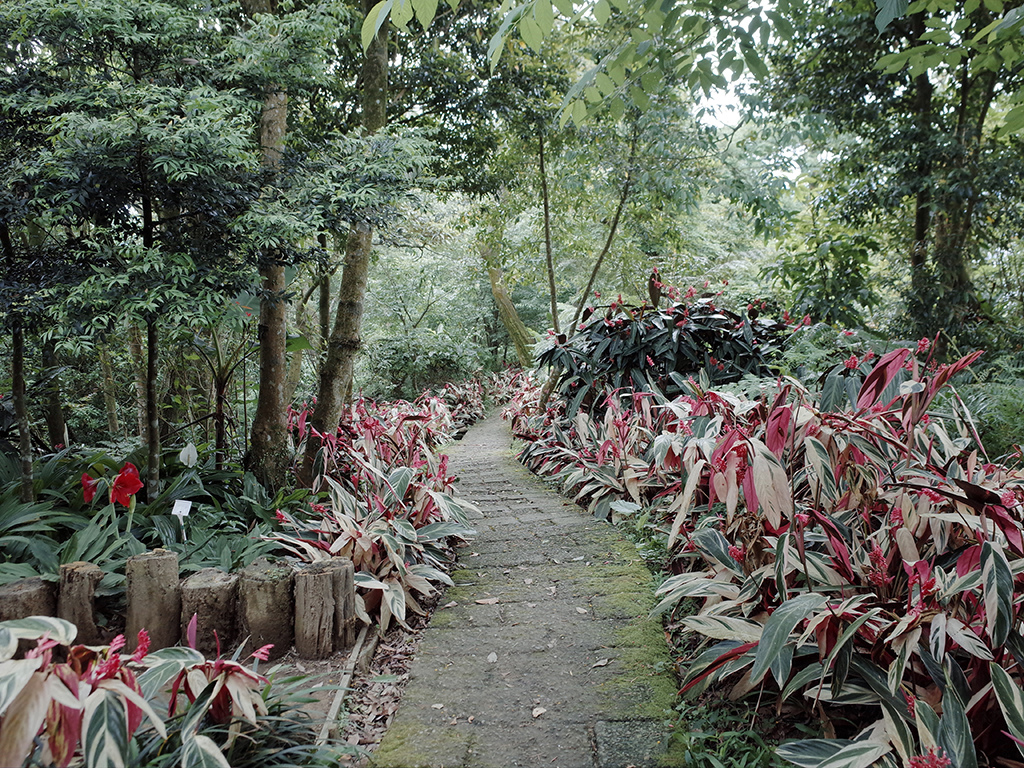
[12,324,34,503]
[98,345,121,436]
[299,0,386,485]
[244,45,293,487]
[539,129,559,334]
[41,341,66,449]
[487,265,534,368]
[128,324,147,441]
[146,317,160,499]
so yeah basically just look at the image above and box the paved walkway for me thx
[372,414,680,768]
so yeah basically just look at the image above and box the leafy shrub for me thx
[0,615,342,768]
[508,342,1024,767]
[363,329,482,401]
[286,395,478,630]
[538,297,787,417]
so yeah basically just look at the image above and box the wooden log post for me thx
[180,569,239,656]
[57,562,103,644]
[294,561,336,659]
[239,558,294,661]
[332,558,358,652]
[126,549,181,651]
[0,577,57,622]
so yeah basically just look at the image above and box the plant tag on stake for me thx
[172,499,192,541]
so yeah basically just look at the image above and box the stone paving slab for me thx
[371,414,681,768]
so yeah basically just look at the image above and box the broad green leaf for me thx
[681,615,762,643]
[0,657,43,716]
[182,734,231,768]
[938,692,976,768]
[82,688,128,768]
[361,0,392,51]
[413,0,440,29]
[875,0,910,33]
[989,664,1024,759]
[518,13,543,52]
[770,643,795,687]
[667,459,706,547]
[594,0,610,24]
[804,437,838,505]
[776,739,856,768]
[981,541,1013,646]
[0,628,15,662]
[137,647,204,703]
[750,592,826,685]
[824,609,882,673]
[391,0,414,29]
[880,699,916,764]
[534,0,555,35]
[945,617,992,660]
[917,702,940,750]
[0,616,77,646]
[691,527,744,576]
[95,679,166,739]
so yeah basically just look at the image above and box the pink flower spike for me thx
[843,354,859,370]
[916,337,931,355]
[909,747,952,768]
[251,644,274,662]
[108,634,126,654]
[1001,490,1018,509]
[131,629,151,663]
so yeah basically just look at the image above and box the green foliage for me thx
[0,617,346,768]
[364,329,481,400]
[510,337,1024,766]
[280,395,479,631]
[763,230,880,327]
[539,296,787,416]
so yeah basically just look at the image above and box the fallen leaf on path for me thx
[532,707,547,718]
[524,578,533,585]
[431,704,444,710]
[470,552,480,557]
[575,607,588,614]
[487,652,498,663]
[476,597,500,605]
[591,658,610,668]
[526,602,538,608]
[441,601,457,609]
[547,587,557,595]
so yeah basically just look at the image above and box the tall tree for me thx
[301,0,389,484]
[759,0,1024,343]
[241,0,294,489]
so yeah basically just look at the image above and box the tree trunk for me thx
[299,0,387,486]
[242,2,293,489]
[12,324,34,503]
[146,317,160,499]
[128,324,148,441]
[41,341,67,450]
[98,345,121,436]
[487,265,533,368]
[1,223,33,502]
[539,129,559,334]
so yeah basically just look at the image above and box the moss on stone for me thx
[371,718,469,768]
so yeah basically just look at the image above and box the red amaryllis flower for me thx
[110,463,143,506]
[81,473,100,503]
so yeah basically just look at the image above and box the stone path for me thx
[371,414,680,768]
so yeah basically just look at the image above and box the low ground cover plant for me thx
[0,615,341,768]
[509,304,1024,767]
